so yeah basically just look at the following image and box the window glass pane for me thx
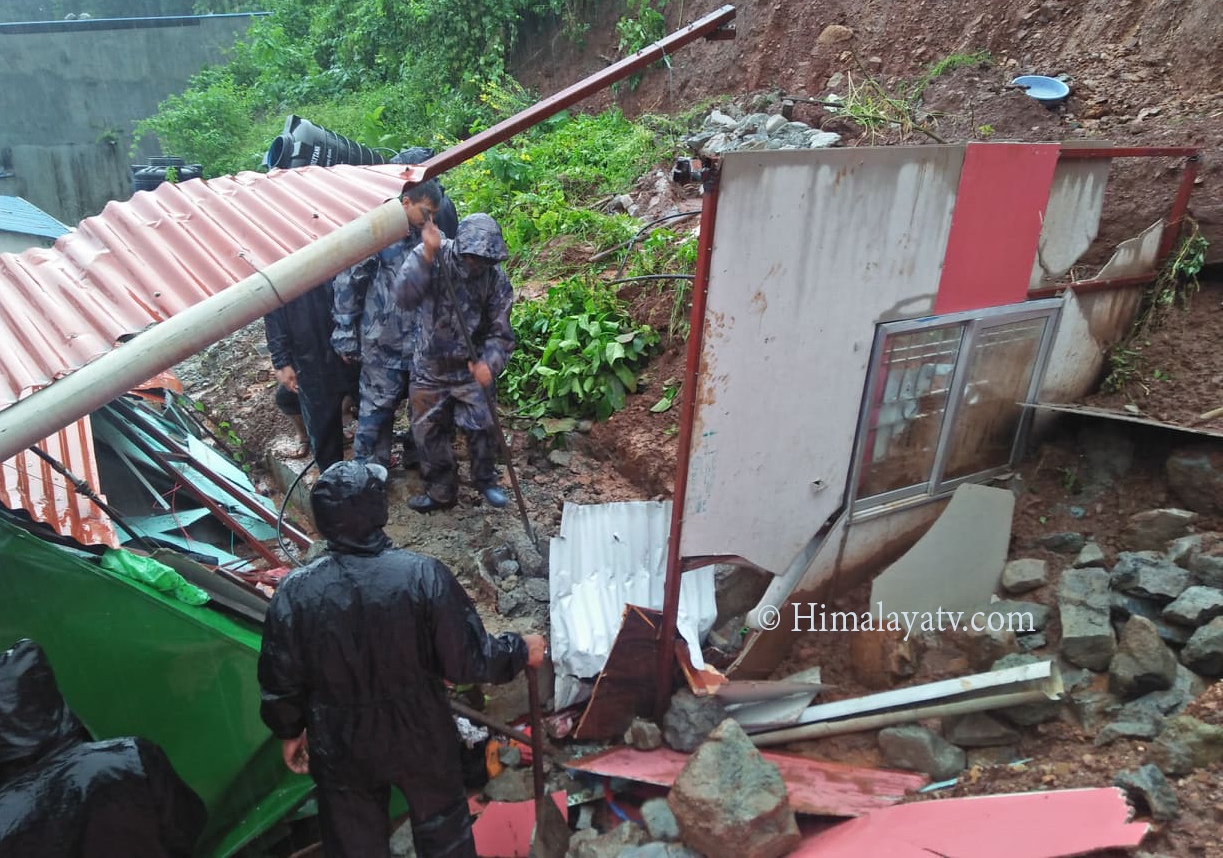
[857,325,963,499]
[942,316,1047,481]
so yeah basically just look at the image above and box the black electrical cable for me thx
[277,457,316,568]
[613,210,700,279]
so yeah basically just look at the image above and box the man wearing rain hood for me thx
[394,212,515,512]
[257,460,545,857]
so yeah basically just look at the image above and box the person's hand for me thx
[339,353,356,365]
[421,218,441,262]
[523,634,547,668]
[468,360,493,388]
[275,366,298,393]
[282,732,309,774]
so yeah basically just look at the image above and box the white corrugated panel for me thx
[549,501,716,709]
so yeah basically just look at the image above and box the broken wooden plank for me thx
[566,747,927,818]
[789,787,1148,857]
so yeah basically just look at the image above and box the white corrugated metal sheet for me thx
[549,501,716,709]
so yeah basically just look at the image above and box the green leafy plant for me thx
[976,123,995,139]
[650,381,680,413]
[616,0,670,89]
[504,278,659,420]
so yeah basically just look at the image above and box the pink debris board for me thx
[566,747,927,817]
[471,792,568,858]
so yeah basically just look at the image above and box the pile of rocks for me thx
[684,106,842,159]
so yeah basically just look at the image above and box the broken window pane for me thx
[856,325,963,499]
[941,316,1048,481]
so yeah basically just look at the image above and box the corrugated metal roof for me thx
[0,164,405,545]
[549,500,716,709]
[0,164,405,409]
[0,195,70,240]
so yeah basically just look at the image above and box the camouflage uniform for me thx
[332,195,459,466]
[395,214,514,505]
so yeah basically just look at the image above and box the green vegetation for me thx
[616,0,670,89]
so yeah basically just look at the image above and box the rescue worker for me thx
[264,279,358,470]
[394,213,514,512]
[257,460,545,857]
[331,149,459,468]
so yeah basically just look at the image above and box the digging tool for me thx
[1197,404,1223,423]
[526,665,570,856]
[436,260,537,547]
[447,698,559,758]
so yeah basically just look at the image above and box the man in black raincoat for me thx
[394,213,515,512]
[257,461,545,857]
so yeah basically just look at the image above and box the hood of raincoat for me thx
[454,213,509,263]
[310,461,392,555]
[0,639,88,782]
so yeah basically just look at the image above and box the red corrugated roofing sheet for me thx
[0,164,406,544]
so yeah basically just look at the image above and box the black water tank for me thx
[130,156,203,193]
[266,115,387,169]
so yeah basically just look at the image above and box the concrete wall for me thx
[0,14,256,225]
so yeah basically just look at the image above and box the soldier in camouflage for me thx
[394,213,514,512]
[331,149,458,467]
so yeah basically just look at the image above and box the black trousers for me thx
[315,771,475,858]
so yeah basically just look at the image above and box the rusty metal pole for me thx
[654,163,722,720]
[1156,154,1201,263]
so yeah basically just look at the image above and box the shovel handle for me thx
[526,665,546,801]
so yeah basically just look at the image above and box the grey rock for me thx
[1038,532,1085,554]
[778,121,811,136]
[482,767,533,802]
[641,796,680,842]
[498,744,522,767]
[622,845,703,858]
[1109,616,1178,699]
[548,449,574,468]
[878,725,966,780]
[804,130,842,148]
[663,689,729,752]
[960,618,1019,670]
[568,822,646,858]
[764,114,788,135]
[1018,631,1048,652]
[1166,447,1223,514]
[736,112,771,134]
[1110,593,1194,646]
[1181,617,1223,676]
[576,419,594,433]
[1074,542,1107,568]
[1111,553,1190,603]
[736,136,770,152]
[1094,718,1163,747]
[1147,715,1223,775]
[1002,558,1048,594]
[1058,661,1095,692]
[497,589,527,618]
[704,109,739,130]
[1122,508,1199,552]
[1126,664,1209,718]
[1166,534,1203,566]
[625,717,663,751]
[1059,568,1117,670]
[1115,764,1180,821]
[523,578,550,603]
[1190,550,1223,589]
[1072,689,1123,731]
[1162,586,1223,626]
[967,745,1020,767]
[826,71,845,90]
[668,720,800,858]
[504,528,547,578]
[943,712,1021,747]
[495,559,520,579]
[683,131,715,153]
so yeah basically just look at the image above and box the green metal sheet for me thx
[0,517,312,855]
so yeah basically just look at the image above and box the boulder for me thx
[641,797,680,842]
[1108,616,1178,698]
[1074,542,1107,568]
[1037,532,1086,554]
[1094,718,1162,747]
[625,717,663,751]
[1111,553,1190,603]
[1110,592,1194,646]
[1059,568,1117,670]
[816,24,854,45]
[569,822,647,858]
[1187,539,1223,588]
[1180,617,1223,676]
[1002,559,1048,594]
[668,720,801,858]
[989,599,1051,632]
[1147,715,1223,775]
[1115,764,1180,821]
[877,725,965,780]
[663,689,729,752]
[1162,586,1223,627]
[482,767,532,802]
[1165,534,1203,566]
[1165,446,1223,514]
[942,712,1021,747]
[1121,508,1198,552]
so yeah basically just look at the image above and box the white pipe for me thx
[0,200,408,463]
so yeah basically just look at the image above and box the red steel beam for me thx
[1156,154,1202,262]
[655,165,722,720]
[400,5,737,184]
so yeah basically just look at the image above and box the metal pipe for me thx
[654,164,722,720]
[102,411,285,568]
[750,686,1059,746]
[110,398,312,549]
[398,5,738,185]
[0,200,411,463]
